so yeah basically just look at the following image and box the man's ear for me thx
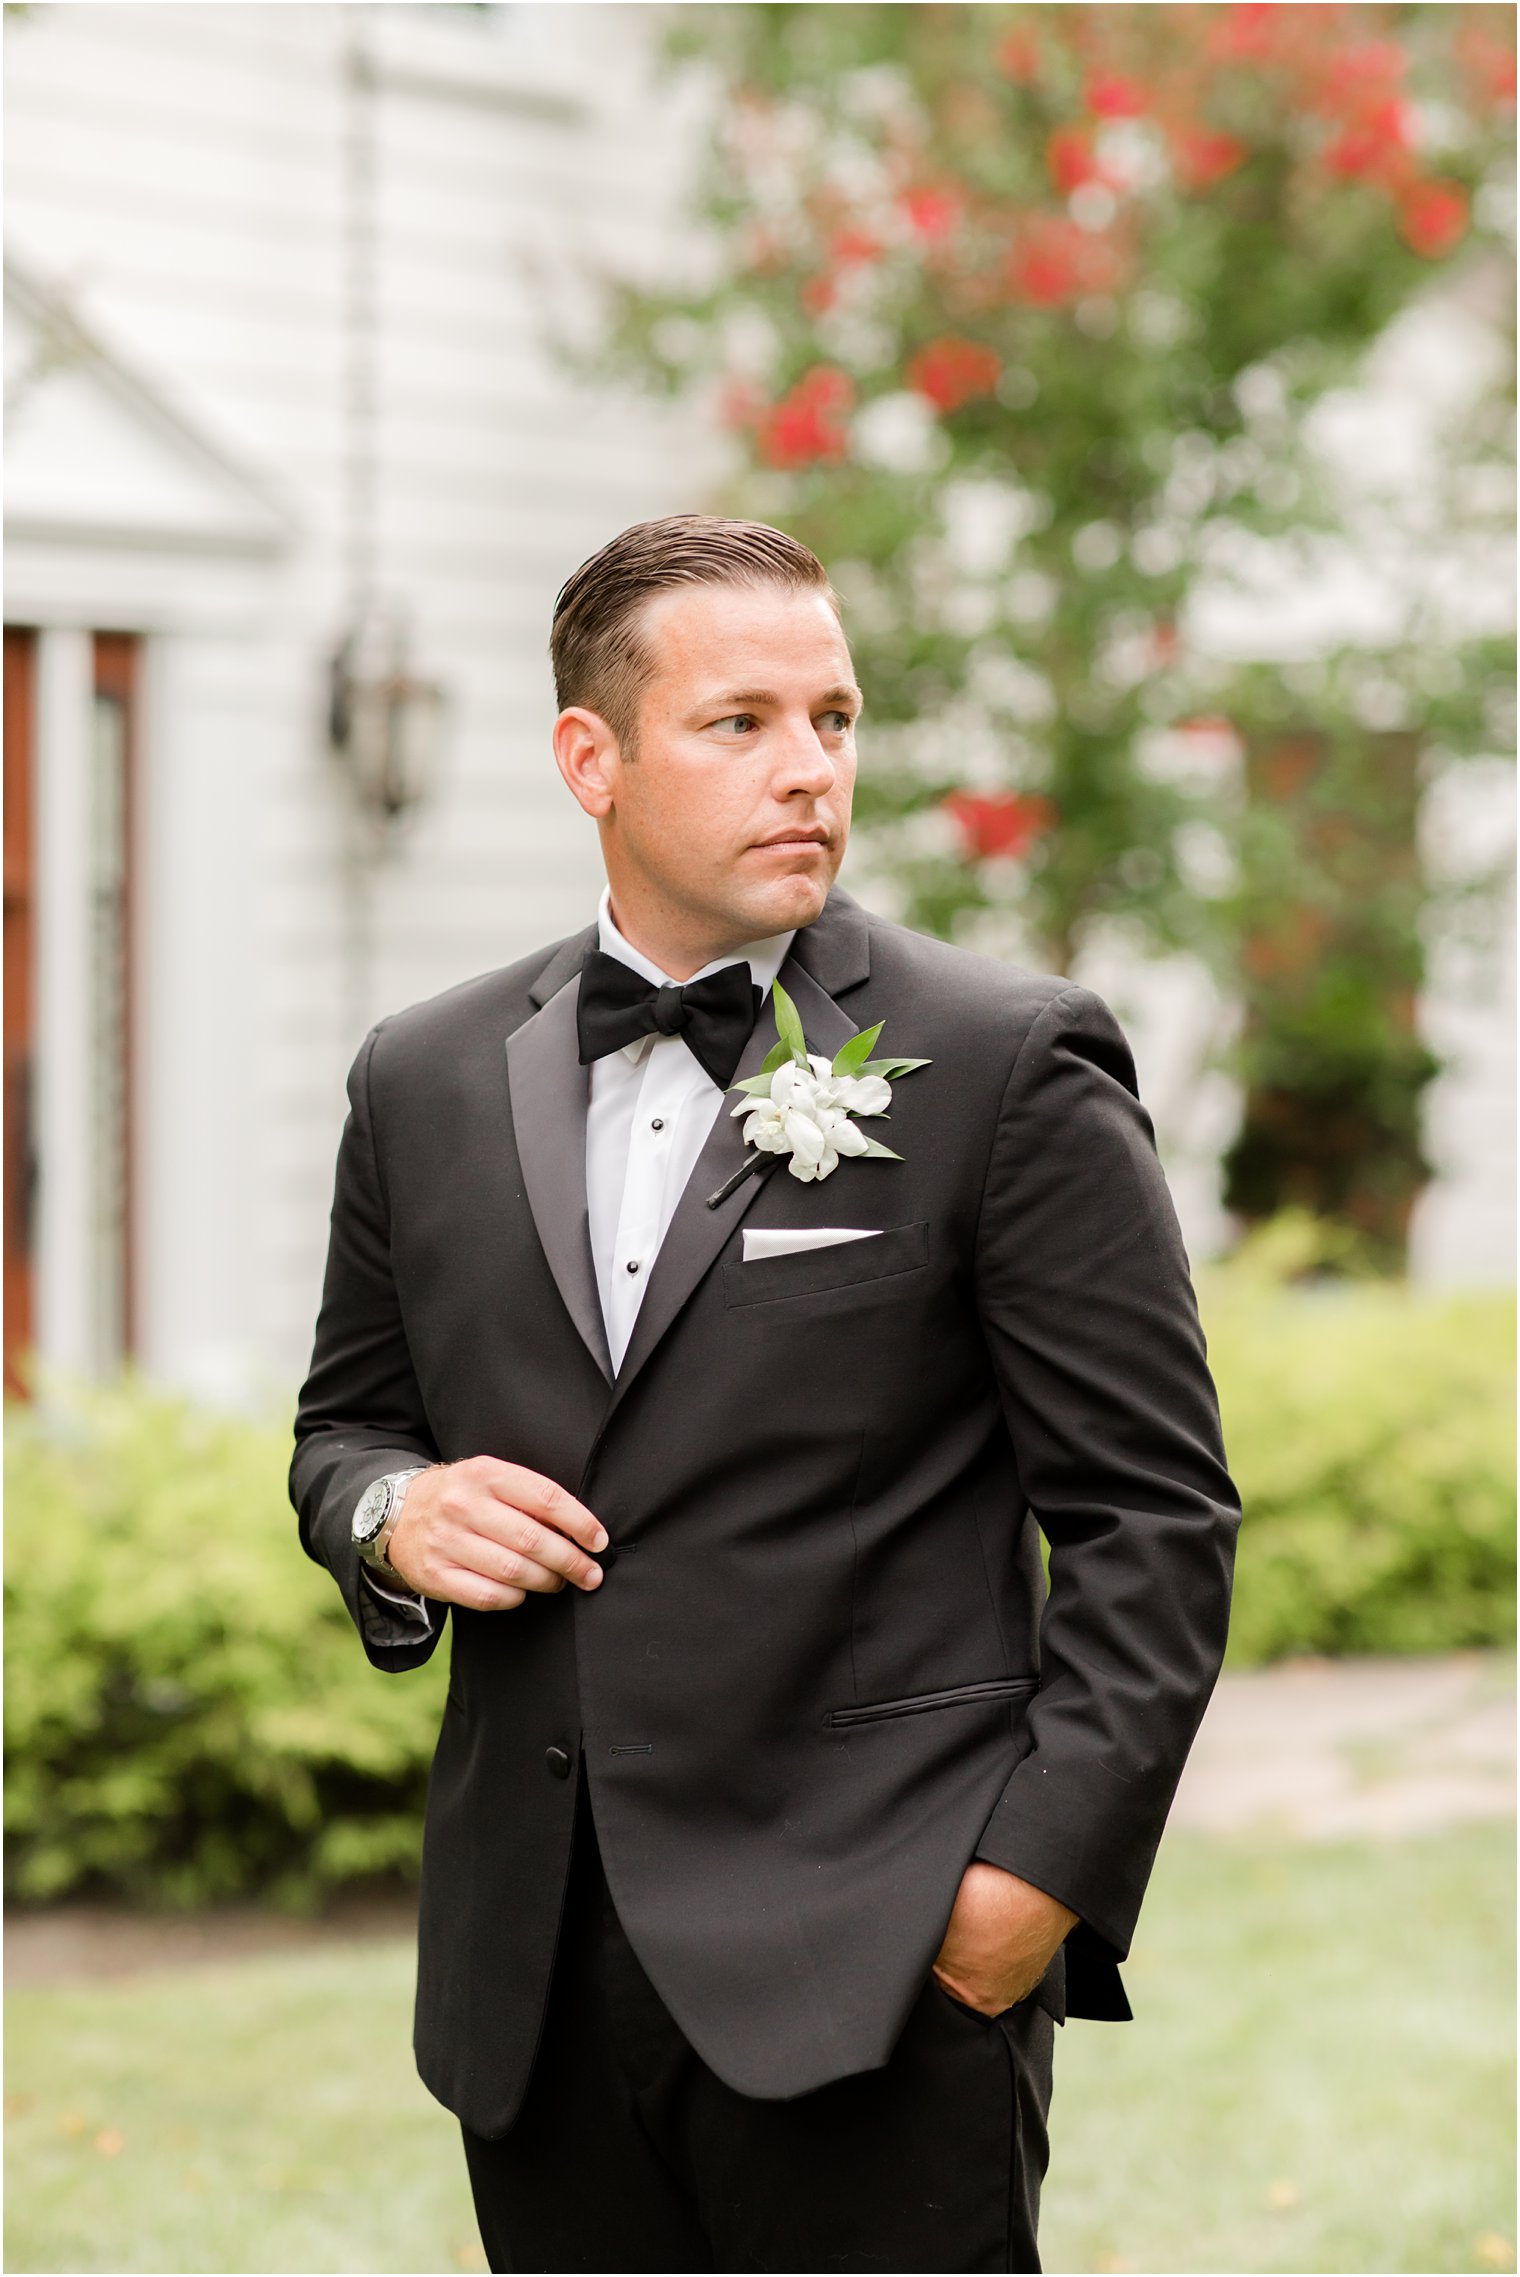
[553,707,621,820]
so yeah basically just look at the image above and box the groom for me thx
[291,514,1239,2273]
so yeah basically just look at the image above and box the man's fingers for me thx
[469,1459,608,1552]
[435,1535,602,1601]
[502,1513,603,1590]
[477,1542,595,1598]
[451,1512,603,1592]
[403,1461,607,1598]
[456,1494,605,1588]
[432,1565,528,1615]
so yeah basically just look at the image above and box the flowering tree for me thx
[597,2,1514,1258]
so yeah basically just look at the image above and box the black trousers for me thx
[461,1769,1055,2274]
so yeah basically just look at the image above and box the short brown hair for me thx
[550,514,839,753]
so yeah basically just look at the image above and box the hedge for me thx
[4,1375,446,1907]
[1202,1216,1515,1665]
[5,1218,1513,1904]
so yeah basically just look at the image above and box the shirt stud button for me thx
[651,1118,665,1131]
[626,1259,640,1274]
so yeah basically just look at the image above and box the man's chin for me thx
[735,868,835,937]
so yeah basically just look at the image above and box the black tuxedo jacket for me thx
[291,886,1239,2137]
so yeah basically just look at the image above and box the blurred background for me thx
[3,4,1514,2272]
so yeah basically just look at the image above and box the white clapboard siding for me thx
[6,2,729,1392]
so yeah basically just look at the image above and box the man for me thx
[291,515,1240,2273]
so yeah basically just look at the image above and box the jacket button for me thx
[544,1745,572,1780]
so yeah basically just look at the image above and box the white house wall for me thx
[6,3,727,1399]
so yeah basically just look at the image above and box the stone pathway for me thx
[6,1651,1512,1988]
[1170,1647,1515,1838]
[3,1886,416,1988]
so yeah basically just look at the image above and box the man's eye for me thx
[819,710,854,733]
[711,714,759,734]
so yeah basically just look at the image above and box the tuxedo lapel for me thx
[505,968,614,1386]
[606,954,863,1413]
[502,888,874,1407]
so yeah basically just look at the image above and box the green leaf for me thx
[858,1055,933,1079]
[857,1136,903,1159]
[771,979,809,1066]
[831,1020,885,1078]
[758,1037,793,1076]
[729,1074,775,1096]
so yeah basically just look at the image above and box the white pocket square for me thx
[742,1227,883,1263]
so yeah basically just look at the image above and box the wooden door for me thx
[91,633,138,1368]
[4,627,37,1396]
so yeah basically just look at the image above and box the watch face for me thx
[354,1480,391,1544]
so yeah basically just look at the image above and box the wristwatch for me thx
[352,1467,432,1588]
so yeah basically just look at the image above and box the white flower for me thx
[732,1052,894,1183]
[720,979,931,1194]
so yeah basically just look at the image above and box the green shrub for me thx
[4,1371,446,1907]
[4,1226,1513,1904]
[1201,1216,1516,1665]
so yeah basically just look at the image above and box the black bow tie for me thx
[576,947,763,1092]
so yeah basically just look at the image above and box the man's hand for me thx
[931,1863,1079,2019]
[385,1457,607,1611]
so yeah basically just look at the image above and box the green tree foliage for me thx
[590,2,1515,1252]
[600,2,1514,958]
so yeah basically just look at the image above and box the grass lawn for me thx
[6,1820,1514,2275]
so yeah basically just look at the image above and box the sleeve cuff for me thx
[356,1562,434,1645]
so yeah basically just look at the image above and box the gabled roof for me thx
[5,252,293,555]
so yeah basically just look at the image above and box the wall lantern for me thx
[327,608,447,830]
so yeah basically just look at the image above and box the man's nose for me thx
[770,723,837,797]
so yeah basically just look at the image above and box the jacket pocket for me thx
[723,1218,929,1308]
[825,1674,1039,1728]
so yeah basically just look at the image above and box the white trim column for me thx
[33,628,96,1376]
[132,631,262,1404]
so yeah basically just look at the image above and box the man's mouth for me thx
[753,829,830,851]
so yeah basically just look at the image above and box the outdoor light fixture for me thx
[327,608,446,829]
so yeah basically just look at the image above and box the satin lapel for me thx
[606,959,861,1413]
[504,973,615,1386]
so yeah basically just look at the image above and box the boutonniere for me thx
[706,980,930,1207]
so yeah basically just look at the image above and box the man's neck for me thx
[601,885,779,984]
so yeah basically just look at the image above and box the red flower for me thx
[1456,22,1516,111]
[906,335,1002,413]
[1398,178,1469,258]
[829,225,883,266]
[1170,123,1248,192]
[996,26,1041,83]
[1320,39,1407,111]
[1046,125,1102,195]
[1322,96,1413,186]
[800,273,839,316]
[754,367,855,469]
[1085,71,1145,118]
[1004,213,1121,306]
[1207,4,1278,65]
[943,791,1057,863]
[901,184,962,241]
[1177,714,1238,740]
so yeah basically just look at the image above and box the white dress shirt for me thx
[587,884,795,1373]
[357,887,795,1637]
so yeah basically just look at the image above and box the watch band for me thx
[359,1467,432,1588]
